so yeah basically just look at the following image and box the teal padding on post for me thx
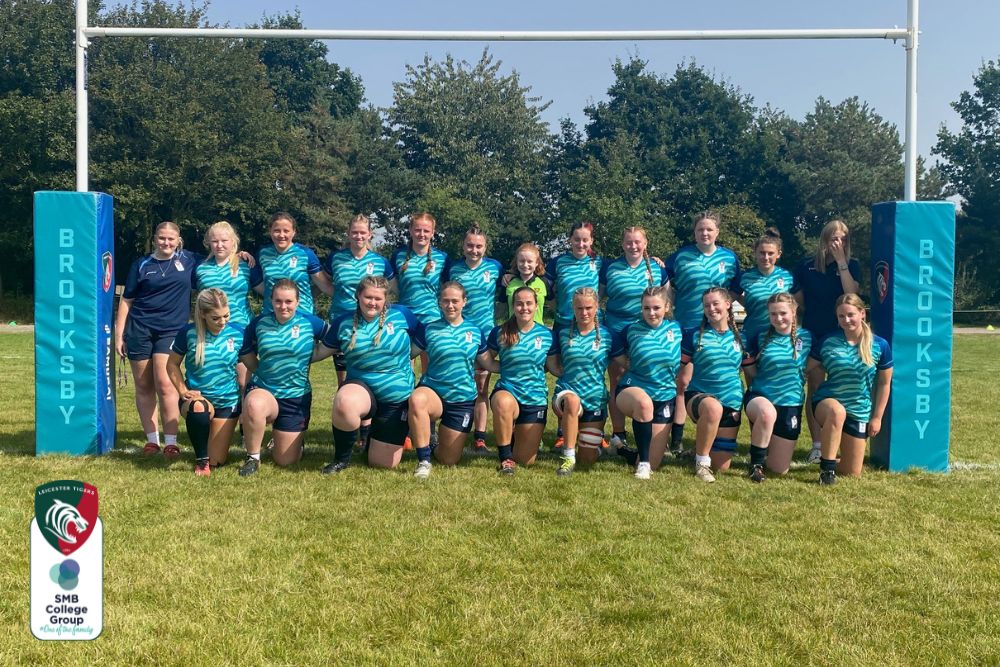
[870,201,955,472]
[34,191,116,455]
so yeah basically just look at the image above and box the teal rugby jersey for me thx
[665,245,741,329]
[618,319,683,402]
[170,322,242,409]
[324,305,421,404]
[682,327,747,408]
[324,248,395,319]
[240,311,328,398]
[746,328,812,406]
[256,243,322,316]
[487,322,556,406]
[412,319,487,404]
[545,253,602,328]
[391,247,449,324]
[552,324,624,412]
[812,332,893,422]
[195,258,254,326]
[738,266,796,344]
[600,256,667,333]
[444,257,503,335]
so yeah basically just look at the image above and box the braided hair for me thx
[401,212,437,275]
[696,286,742,355]
[347,275,392,352]
[623,226,654,286]
[568,287,601,346]
[761,292,800,359]
[500,285,537,348]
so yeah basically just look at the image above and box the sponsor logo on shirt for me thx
[174,260,184,272]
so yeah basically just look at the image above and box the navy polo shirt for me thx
[792,257,861,338]
[123,250,201,332]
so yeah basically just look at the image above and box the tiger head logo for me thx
[34,481,98,555]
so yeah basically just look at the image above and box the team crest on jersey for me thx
[289,256,298,268]
[483,271,492,283]
[386,322,395,335]
[226,337,235,352]
[291,325,300,339]
[465,331,474,344]
[794,339,804,353]
[733,340,741,351]
[174,259,184,272]
[717,261,727,274]
[777,277,785,289]
[366,262,375,275]
[589,259,597,272]
[592,339,601,351]
[667,330,676,342]
[534,337,542,350]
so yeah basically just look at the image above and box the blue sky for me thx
[191,0,994,164]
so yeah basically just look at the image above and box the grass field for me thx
[2,332,999,665]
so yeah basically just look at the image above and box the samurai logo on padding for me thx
[35,481,98,556]
[875,261,890,304]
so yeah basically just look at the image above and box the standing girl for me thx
[550,287,622,476]
[808,293,893,485]
[254,212,331,317]
[237,279,329,476]
[665,212,742,455]
[498,242,551,325]
[319,276,422,474]
[115,221,200,458]
[443,225,504,450]
[390,212,449,325]
[482,286,558,475]
[545,221,602,329]
[408,282,491,476]
[738,228,796,347]
[600,226,667,451]
[612,286,682,480]
[324,214,397,385]
[793,220,862,462]
[167,289,244,474]
[741,293,812,481]
[680,287,749,483]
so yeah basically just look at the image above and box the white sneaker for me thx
[634,462,651,480]
[610,434,626,453]
[807,447,822,464]
[414,461,432,479]
[694,463,716,483]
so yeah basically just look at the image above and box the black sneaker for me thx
[748,464,766,483]
[321,460,350,475]
[819,470,837,486]
[238,456,259,477]
[617,446,638,467]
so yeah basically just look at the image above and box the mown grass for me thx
[1,332,999,665]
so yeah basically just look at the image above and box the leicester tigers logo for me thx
[34,481,98,556]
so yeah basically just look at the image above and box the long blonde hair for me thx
[204,221,241,277]
[762,292,800,359]
[837,293,873,366]
[193,288,229,368]
[347,275,391,352]
[815,220,851,271]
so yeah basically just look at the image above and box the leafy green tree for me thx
[388,49,552,263]
[934,58,1000,304]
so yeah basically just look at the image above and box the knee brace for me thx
[711,436,738,454]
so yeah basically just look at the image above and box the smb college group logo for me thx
[30,481,103,640]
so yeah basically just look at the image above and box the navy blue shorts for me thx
[490,387,548,425]
[811,400,869,439]
[744,392,802,440]
[247,385,311,433]
[613,385,673,424]
[440,400,476,434]
[342,380,410,445]
[333,351,347,372]
[125,319,178,360]
[685,391,741,428]
[551,390,608,424]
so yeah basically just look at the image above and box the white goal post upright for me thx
[73,0,920,198]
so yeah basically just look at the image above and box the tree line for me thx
[2,0,996,305]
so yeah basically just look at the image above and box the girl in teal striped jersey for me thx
[443,226,504,451]
[408,282,491,476]
[613,286,682,480]
[252,212,332,316]
[545,221,602,329]
[738,228,796,347]
[167,289,243,475]
[481,286,559,476]
[680,287,749,483]
[742,293,812,480]
[550,287,623,476]
[808,293,893,485]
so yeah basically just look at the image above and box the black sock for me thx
[416,446,432,463]
[750,445,768,467]
[671,423,684,448]
[184,407,211,460]
[358,424,371,447]
[474,430,487,441]
[613,430,627,442]
[820,457,837,473]
[498,444,513,461]
[557,426,564,438]
[633,420,653,463]
[333,427,355,464]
